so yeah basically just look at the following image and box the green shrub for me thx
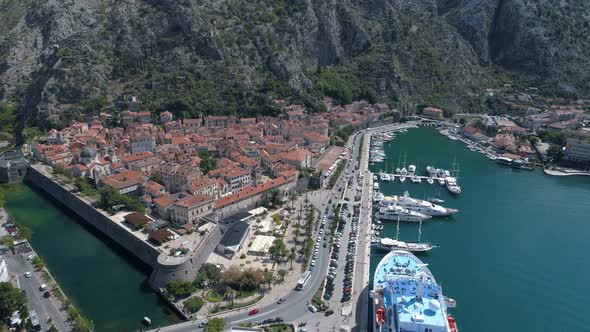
[184,297,204,313]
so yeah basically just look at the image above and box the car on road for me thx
[248,308,260,316]
[24,272,32,278]
[307,304,318,313]
[43,291,51,298]
[310,260,316,267]
[198,320,208,328]
[27,254,36,260]
[325,309,334,316]
[277,298,285,304]
[39,284,47,291]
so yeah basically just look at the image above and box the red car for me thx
[248,308,259,316]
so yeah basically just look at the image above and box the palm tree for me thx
[263,271,274,290]
[288,251,296,270]
[277,269,288,283]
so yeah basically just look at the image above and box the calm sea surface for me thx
[3,185,180,331]
[369,127,590,331]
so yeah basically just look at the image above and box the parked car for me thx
[308,304,318,313]
[24,272,32,278]
[248,308,260,316]
[325,309,334,316]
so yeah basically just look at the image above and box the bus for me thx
[295,271,312,290]
[29,310,40,331]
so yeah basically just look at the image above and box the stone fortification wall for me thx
[149,225,223,289]
[26,166,160,268]
[25,166,217,290]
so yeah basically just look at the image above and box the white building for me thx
[565,137,590,163]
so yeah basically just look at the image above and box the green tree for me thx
[547,144,564,162]
[32,256,45,270]
[198,150,218,174]
[166,279,196,298]
[277,269,288,282]
[74,316,93,332]
[205,317,225,332]
[263,271,274,290]
[288,250,296,270]
[268,238,287,265]
[0,102,17,133]
[149,171,164,185]
[184,297,204,313]
[0,282,27,321]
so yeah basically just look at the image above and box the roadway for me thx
[5,254,69,331]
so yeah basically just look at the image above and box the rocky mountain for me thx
[1,0,589,136]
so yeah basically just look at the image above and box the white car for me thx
[308,304,318,313]
[24,272,32,278]
[310,260,316,267]
[27,254,35,260]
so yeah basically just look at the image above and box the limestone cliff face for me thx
[440,0,590,95]
[1,0,588,133]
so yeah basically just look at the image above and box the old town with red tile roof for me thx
[32,99,392,230]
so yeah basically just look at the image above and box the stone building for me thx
[0,151,28,184]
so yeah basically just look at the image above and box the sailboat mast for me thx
[396,215,400,241]
[418,218,422,243]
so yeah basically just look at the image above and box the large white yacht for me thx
[375,205,431,222]
[379,191,458,217]
[372,250,458,332]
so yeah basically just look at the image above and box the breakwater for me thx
[25,165,221,291]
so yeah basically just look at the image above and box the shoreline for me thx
[543,168,590,177]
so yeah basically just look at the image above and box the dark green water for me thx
[369,128,590,331]
[2,185,180,331]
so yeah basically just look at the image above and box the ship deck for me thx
[374,251,448,329]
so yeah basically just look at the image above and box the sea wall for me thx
[25,165,215,290]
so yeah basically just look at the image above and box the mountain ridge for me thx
[1,0,589,136]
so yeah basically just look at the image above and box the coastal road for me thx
[6,254,69,332]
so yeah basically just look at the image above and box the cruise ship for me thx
[372,250,457,332]
[379,191,458,217]
[375,205,431,222]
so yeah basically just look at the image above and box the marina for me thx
[369,127,590,332]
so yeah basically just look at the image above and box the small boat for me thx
[399,175,406,183]
[437,177,445,186]
[428,197,445,203]
[426,166,437,177]
[426,177,434,185]
[444,296,457,308]
[143,317,152,326]
[408,165,416,174]
[410,175,421,183]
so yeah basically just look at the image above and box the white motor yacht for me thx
[375,205,431,222]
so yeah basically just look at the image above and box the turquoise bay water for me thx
[3,185,180,331]
[369,128,590,331]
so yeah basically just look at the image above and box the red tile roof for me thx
[215,176,292,209]
[175,194,213,208]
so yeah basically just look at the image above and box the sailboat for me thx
[375,216,435,253]
[446,159,462,195]
[399,153,407,183]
